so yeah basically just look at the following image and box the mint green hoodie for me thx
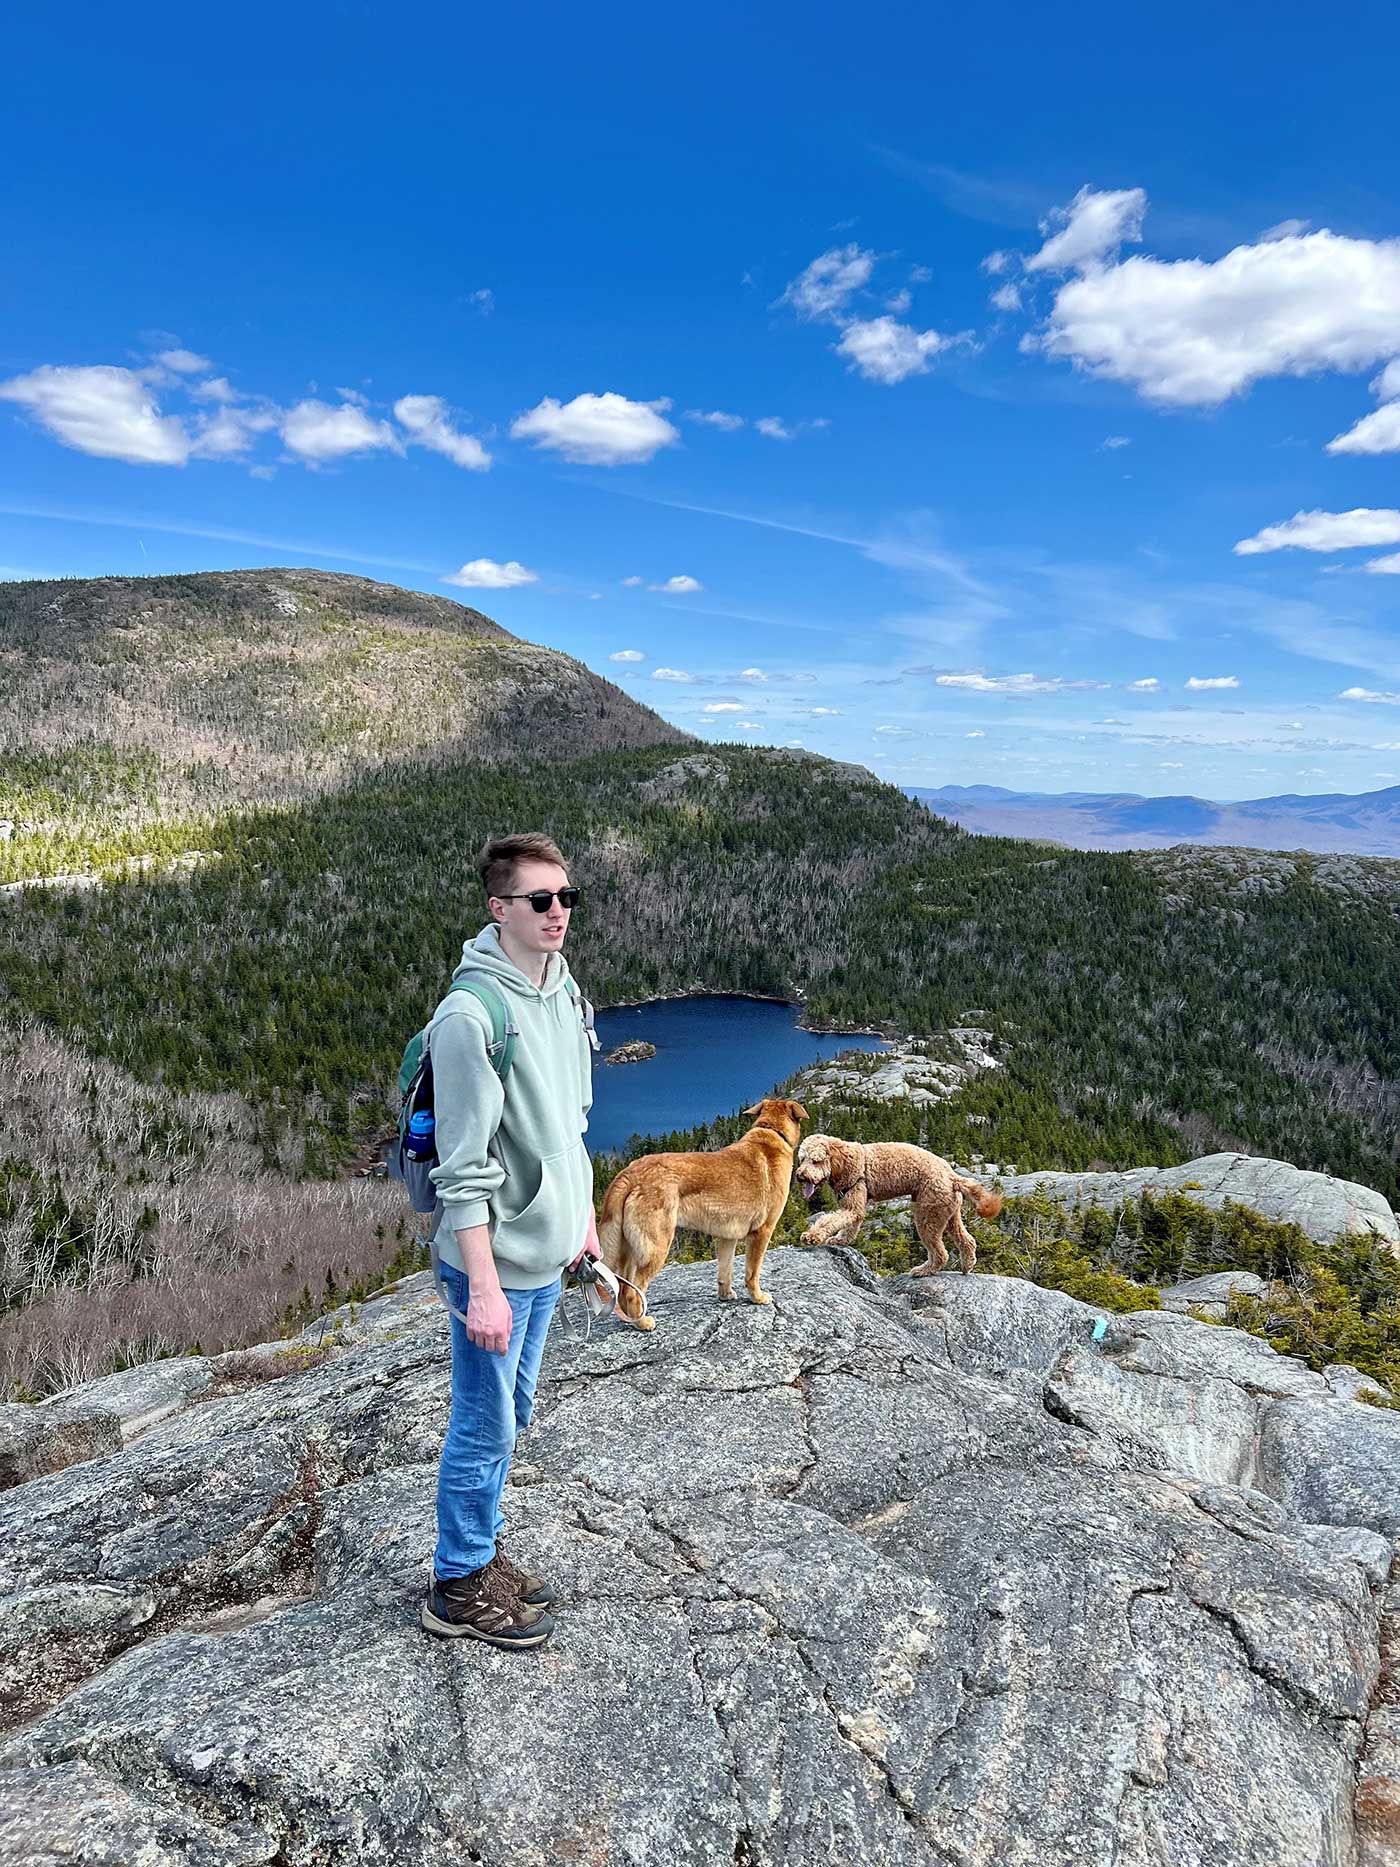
[427,923,596,1289]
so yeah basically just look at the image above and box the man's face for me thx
[489,858,573,960]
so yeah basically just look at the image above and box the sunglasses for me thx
[495,888,581,913]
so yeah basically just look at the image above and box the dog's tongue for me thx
[799,1178,818,1200]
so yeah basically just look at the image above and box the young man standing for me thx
[420,831,601,1650]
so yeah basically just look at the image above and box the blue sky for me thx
[4,0,1400,801]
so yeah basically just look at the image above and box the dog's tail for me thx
[954,1175,1003,1220]
[597,1169,648,1324]
[597,1170,631,1274]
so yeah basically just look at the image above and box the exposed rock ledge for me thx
[996,1151,1400,1250]
[2,1251,1399,1866]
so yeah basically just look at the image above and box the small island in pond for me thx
[605,1040,657,1066]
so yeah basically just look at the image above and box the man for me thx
[420,831,601,1650]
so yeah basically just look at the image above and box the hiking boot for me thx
[489,1539,555,1609]
[421,1562,554,1649]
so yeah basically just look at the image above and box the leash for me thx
[557,1253,650,1342]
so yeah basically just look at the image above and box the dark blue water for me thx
[586,995,890,1156]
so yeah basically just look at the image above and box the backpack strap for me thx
[564,975,602,1053]
[444,977,518,1080]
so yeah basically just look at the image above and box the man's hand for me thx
[466,1283,512,1356]
[457,1223,512,1355]
[571,1204,603,1271]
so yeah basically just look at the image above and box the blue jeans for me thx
[433,1265,561,1578]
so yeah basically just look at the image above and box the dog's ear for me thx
[789,1102,810,1125]
[741,1103,762,1117]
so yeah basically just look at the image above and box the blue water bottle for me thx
[405,1108,436,1162]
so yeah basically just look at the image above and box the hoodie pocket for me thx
[494,1144,585,1265]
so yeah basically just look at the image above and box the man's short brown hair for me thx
[478,832,569,900]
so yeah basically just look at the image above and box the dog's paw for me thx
[747,1289,772,1306]
[633,1314,657,1332]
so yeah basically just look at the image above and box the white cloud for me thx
[469,288,494,315]
[442,558,538,589]
[835,317,958,385]
[737,668,768,681]
[702,701,744,713]
[652,667,697,682]
[685,409,744,430]
[779,244,875,321]
[755,416,794,440]
[965,730,985,738]
[935,671,1109,694]
[192,376,238,403]
[737,720,761,730]
[1365,552,1400,573]
[1185,675,1240,690]
[1035,217,1400,406]
[990,282,1023,313]
[0,364,194,465]
[1127,677,1160,691]
[884,288,912,314]
[190,404,279,460]
[807,706,841,716]
[651,575,703,594]
[155,348,212,374]
[981,251,1011,276]
[1260,219,1311,242]
[1332,405,1400,455]
[393,394,492,471]
[510,392,678,465]
[909,264,933,284]
[621,575,645,587]
[335,387,369,407]
[1234,508,1400,555]
[281,398,401,463]
[1101,434,1132,449]
[1339,686,1400,706]
[609,649,646,661]
[1327,359,1400,454]
[1024,185,1147,274]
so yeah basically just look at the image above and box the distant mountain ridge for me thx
[908,781,1400,857]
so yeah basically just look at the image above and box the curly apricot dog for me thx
[795,1135,1001,1275]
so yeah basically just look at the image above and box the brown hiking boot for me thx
[488,1540,556,1609]
[421,1560,554,1649]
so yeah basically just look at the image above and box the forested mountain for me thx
[2,569,1398,1397]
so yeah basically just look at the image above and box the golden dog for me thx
[795,1134,1002,1275]
[597,1097,808,1329]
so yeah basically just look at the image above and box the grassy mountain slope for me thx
[0,569,689,872]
